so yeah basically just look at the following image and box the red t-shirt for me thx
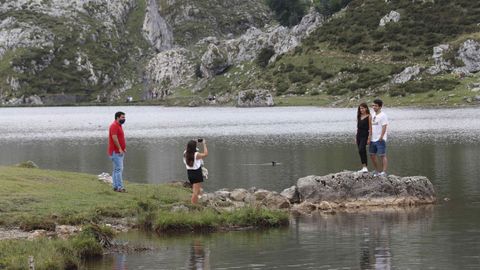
[108,121,126,155]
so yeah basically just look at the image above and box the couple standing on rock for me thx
[356,99,389,177]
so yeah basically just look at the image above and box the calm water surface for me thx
[1,106,479,269]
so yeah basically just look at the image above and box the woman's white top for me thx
[183,151,204,170]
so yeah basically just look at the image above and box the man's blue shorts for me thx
[369,140,387,156]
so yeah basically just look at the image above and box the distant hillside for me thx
[0,0,479,107]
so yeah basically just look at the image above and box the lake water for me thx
[1,106,480,269]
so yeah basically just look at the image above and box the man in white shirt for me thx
[369,99,389,177]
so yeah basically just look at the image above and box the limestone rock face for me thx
[379,11,400,26]
[196,8,324,78]
[292,8,325,38]
[0,0,135,27]
[391,65,421,84]
[296,171,436,205]
[453,39,480,74]
[237,90,274,107]
[427,40,480,75]
[143,0,173,52]
[426,44,451,74]
[200,43,231,78]
[145,48,194,99]
[0,17,55,59]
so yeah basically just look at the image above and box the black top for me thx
[357,116,369,137]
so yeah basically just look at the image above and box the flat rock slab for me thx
[297,171,436,205]
[198,171,436,213]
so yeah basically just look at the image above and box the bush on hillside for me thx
[266,0,308,26]
[256,46,276,68]
[314,0,353,16]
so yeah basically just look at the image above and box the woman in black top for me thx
[356,103,372,173]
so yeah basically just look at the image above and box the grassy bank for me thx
[0,166,288,269]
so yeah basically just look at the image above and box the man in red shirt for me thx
[108,111,126,192]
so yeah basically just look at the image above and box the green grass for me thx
[0,166,289,269]
[0,166,191,228]
[309,0,480,59]
[152,207,289,233]
[0,225,113,270]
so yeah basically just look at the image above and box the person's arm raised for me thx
[196,140,208,159]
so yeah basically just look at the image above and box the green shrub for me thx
[71,234,103,258]
[288,71,312,84]
[389,87,406,97]
[399,78,460,94]
[256,46,276,68]
[391,54,408,62]
[326,85,348,95]
[266,0,308,26]
[314,0,353,16]
[285,63,295,72]
[275,79,290,94]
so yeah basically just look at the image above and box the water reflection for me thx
[359,226,392,270]
[292,206,434,269]
[188,240,209,270]
[112,254,127,270]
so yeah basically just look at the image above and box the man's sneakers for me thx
[358,167,369,173]
[372,171,387,177]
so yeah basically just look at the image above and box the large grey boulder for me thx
[280,186,300,203]
[230,188,249,202]
[262,193,290,209]
[427,40,480,75]
[25,95,43,105]
[391,65,421,84]
[237,90,274,107]
[379,11,400,27]
[297,171,436,205]
[453,39,480,74]
[426,44,452,75]
[292,8,324,38]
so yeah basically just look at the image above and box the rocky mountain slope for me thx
[0,0,479,106]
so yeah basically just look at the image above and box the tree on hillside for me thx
[266,0,308,27]
[314,0,352,16]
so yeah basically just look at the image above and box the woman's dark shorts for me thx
[187,167,204,184]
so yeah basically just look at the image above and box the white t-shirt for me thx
[371,111,388,142]
[183,152,204,170]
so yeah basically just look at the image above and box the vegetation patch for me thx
[152,207,289,233]
[0,225,111,270]
[309,0,480,59]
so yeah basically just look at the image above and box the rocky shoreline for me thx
[0,171,435,241]
[200,171,436,215]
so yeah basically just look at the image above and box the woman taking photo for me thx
[184,139,208,204]
[356,103,372,173]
